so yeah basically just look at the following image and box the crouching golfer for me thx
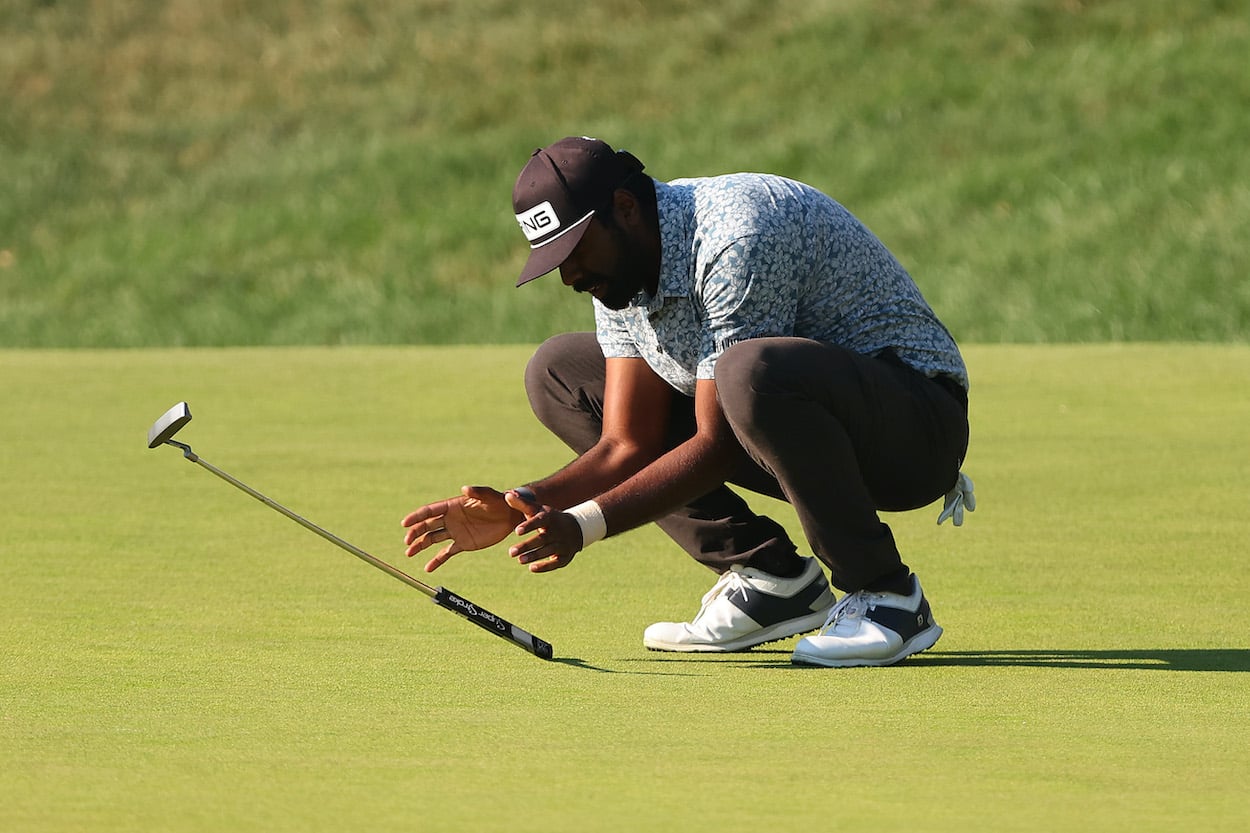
[403,136,973,667]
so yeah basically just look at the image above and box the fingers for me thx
[527,553,573,573]
[402,496,461,553]
[403,514,448,551]
[514,514,545,536]
[403,489,580,573]
[402,497,456,529]
[401,504,440,528]
[505,491,550,538]
[509,531,544,563]
[936,472,976,526]
[423,541,463,573]
[404,527,450,557]
[508,510,580,569]
[508,523,556,563]
[510,534,573,572]
[464,484,503,502]
[504,489,542,519]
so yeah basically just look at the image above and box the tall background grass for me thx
[2,0,1247,346]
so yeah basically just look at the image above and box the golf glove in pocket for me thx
[937,472,975,526]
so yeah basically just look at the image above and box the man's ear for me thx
[612,188,641,227]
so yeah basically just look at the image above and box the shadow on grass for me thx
[552,656,703,676]
[907,649,1250,672]
[597,649,1250,672]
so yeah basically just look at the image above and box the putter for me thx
[146,402,554,660]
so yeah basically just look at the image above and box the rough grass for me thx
[2,0,1248,346]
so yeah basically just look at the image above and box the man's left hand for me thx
[505,490,583,573]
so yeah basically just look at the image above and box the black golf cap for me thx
[512,136,645,286]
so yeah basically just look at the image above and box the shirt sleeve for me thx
[594,301,642,359]
[694,235,803,379]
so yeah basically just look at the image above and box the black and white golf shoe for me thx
[643,557,835,652]
[791,574,942,667]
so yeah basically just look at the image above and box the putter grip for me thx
[433,587,554,660]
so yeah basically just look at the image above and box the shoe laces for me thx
[695,568,751,621]
[819,589,882,632]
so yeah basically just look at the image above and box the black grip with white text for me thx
[432,587,554,660]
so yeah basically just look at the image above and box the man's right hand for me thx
[401,486,522,572]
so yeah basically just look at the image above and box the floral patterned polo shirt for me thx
[594,174,968,397]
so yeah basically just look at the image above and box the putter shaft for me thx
[168,440,437,598]
[162,437,554,660]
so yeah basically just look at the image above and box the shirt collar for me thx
[631,179,694,312]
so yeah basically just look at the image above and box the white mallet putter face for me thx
[147,401,192,448]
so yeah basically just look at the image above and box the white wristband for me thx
[563,500,607,548]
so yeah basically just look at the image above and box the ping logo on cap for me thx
[516,201,560,243]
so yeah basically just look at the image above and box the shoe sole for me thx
[790,624,943,668]
[643,609,833,653]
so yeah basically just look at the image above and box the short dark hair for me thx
[596,171,657,228]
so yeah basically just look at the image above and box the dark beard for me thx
[591,222,649,310]
[596,278,642,310]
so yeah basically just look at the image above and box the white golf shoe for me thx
[643,557,836,652]
[791,575,942,667]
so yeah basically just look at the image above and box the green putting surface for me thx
[2,344,1247,832]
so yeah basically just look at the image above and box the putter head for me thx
[147,402,192,448]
